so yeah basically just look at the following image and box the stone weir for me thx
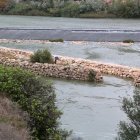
[0,47,102,82]
[0,47,140,86]
[56,56,140,87]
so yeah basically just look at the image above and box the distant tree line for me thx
[0,0,140,18]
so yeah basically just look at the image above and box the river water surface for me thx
[0,15,140,30]
[0,41,139,139]
[0,41,140,67]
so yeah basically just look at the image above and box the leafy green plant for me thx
[49,38,64,42]
[0,65,69,139]
[123,39,134,43]
[88,70,97,82]
[8,3,34,15]
[30,49,54,64]
[116,88,140,140]
[109,0,140,18]
[61,3,80,17]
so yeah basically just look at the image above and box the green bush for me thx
[8,3,35,15]
[116,88,140,140]
[79,3,93,13]
[49,38,64,42]
[123,39,134,43]
[30,49,54,64]
[0,65,69,139]
[109,0,140,18]
[49,8,61,16]
[0,0,15,13]
[26,9,47,16]
[61,3,80,17]
[80,11,115,18]
[88,70,97,82]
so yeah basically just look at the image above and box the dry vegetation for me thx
[0,51,16,59]
[0,93,30,140]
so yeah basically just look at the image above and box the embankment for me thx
[0,47,102,82]
[0,47,140,86]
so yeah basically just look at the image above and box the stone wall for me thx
[0,47,140,86]
[55,56,140,86]
[0,47,102,82]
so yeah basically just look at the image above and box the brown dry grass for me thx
[0,93,30,140]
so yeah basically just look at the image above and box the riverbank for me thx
[1,0,140,18]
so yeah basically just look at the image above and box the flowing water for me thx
[0,41,140,67]
[0,41,139,139]
[53,76,134,140]
[0,15,140,30]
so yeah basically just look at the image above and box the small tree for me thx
[116,88,140,140]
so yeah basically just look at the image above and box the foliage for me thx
[123,39,134,43]
[61,3,80,17]
[1,0,140,18]
[88,70,97,82]
[80,11,115,18]
[8,3,35,15]
[49,8,61,16]
[0,0,14,12]
[109,0,140,18]
[49,38,64,42]
[116,88,140,140]
[30,49,54,64]
[0,65,69,139]
[79,3,93,13]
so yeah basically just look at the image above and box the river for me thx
[0,15,140,41]
[0,15,140,30]
[0,40,139,139]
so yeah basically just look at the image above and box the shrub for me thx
[49,8,61,17]
[0,65,69,139]
[0,0,14,13]
[123,39,134,43]
[61,3,80,17]
[88,70,97,82]
[30,49,54,64]
[109,0,140,18]
[26,9,47,16]
[8,3,34,15]
[116,88,140,140]
[79,3,93,13]
[49,38,64,42]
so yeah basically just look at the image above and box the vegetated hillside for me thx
[0,64,69,140]
[0,0,140,18]
[0,94,30,140]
